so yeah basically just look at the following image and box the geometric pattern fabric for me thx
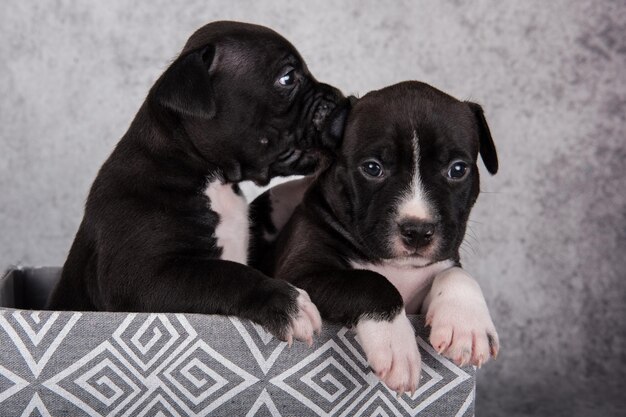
[0,309,475,416]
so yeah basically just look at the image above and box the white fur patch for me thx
[356,310,421,394]
[422,267,500,367]
[266,176,315,240]
[284,288,323,346]
[204,180,249,264]
[396,131,433,221]
[350,259,454,314]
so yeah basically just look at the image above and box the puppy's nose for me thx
[399,220,436,249]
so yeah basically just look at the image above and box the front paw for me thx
[356,310,421,396]
[284,288,322,347]
[426,298,499,367]
[257,283,322,347]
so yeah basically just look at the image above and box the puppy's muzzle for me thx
[268,83,344,178]
[299,83,344,148]
[398,219,437,250]
[312,101,333,131]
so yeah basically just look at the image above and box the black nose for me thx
[399,220,436,249]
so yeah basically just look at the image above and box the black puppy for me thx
[254,82,500,394]
[47,21,345,345]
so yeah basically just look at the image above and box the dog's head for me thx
[149,21,345,185]
[321,81,498,265]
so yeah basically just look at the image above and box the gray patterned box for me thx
[0,267,475,416]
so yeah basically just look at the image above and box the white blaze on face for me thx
[388,131,438,257]
[205,180,249,264]
[396,131,433,222]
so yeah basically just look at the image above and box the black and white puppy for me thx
[47,21,345,345]
[252,81,500,394]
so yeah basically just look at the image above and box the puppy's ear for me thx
[153,45,216,119]
[467,102,498,175]
[322,96,357,149]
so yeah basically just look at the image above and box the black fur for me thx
[252,81,497,325]
[249,98,354,269]
[248,192,276,269]
[46,21,344,340]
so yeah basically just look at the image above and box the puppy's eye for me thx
[446,160,469,180]
[361,160,384,178]
[278,69,296,86]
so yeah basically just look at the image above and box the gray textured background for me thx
[1,1,624,416]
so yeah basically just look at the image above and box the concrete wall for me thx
[1,1,624,415]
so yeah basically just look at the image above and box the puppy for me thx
[47,21,345,345]
[254,81,500,394]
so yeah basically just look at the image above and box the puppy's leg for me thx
[422,267,499,367]
[356,309,421,396]
[105,259,321,345]
[287,269,421,395]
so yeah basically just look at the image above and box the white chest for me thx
[350,259,454,314]
[204,181,249,265]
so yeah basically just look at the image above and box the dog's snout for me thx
[312,101,333,130]
[399,220,436,249]
[310,83,345,131]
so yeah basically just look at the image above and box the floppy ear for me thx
[466,101,498,175]
[321,95,357,149]
[153,45,216,119]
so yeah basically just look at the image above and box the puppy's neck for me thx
[123,103,223,178]
[305,174,379,260]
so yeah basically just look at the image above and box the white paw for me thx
[285,289,323,347]
[356,310,421,395]
[426,297,499,367]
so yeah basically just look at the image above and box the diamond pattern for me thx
[113,314,196,376]
[160,339,258,415]
[0,312,80,377]
[231,318,286,374]
[0,310,475,416]
[271,340,374,416]
[42,342,145,416]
